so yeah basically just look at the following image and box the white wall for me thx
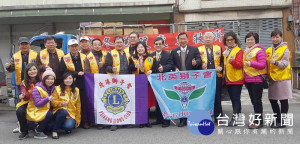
[179,0,292,12]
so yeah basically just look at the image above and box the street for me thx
[0,89,299,144]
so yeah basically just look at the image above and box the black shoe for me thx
[227,119,236,127]
[178,121,185,127]
[139,124,145,128]
[110,125,117,131]
[65,131,72,134]
[18,132,28,140]
[83,122,90,129]
[162,123,170,128]
[270,122,286,128]
[178,118,187,127]
[52,132,59,139]
[34,131,48,139]
[151,121,162,125]
[97,124,104,129]
[145,123,152,128]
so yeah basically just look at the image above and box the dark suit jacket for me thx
[150,50,173,73]
[170,45,202,71]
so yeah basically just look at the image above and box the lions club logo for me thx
[102,87,130,115]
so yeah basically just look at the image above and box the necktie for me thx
[207,48,212,54]
[156,52,160,61]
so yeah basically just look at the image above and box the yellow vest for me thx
[63,53,86,72]
[52,86,81,124]
[243,48,267,77]
[266,45,291,81]
[39,48,65,66]
[224,46,244,82]
[198,45,223,77]
[26,86,51,122]
[107,49,130,75]
[86,51,107,73]
[16,81,35,110]
[13,50,37,85]
[132,56,153,74]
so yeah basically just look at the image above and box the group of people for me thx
[6,29,292,140]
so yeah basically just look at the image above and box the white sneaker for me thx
[13,122,21,133]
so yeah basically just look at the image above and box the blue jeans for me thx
[53,109,75,132]
[227,84,242,114]
[36,111,53,133]
[62,118,75,132]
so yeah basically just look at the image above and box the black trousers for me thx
[80,89,87,123]
[154,102,170,124]
[214,77,223,119]
[245,82,263,124]
[16,104,28,133]
[269,99,289,123]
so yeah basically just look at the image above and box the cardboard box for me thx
[103,28,123,35]
[124,27,143,35]
[81,28,103,35]
[103,22,123,26]
[103,22,124,35]
[80,22,104,35]
[144,26,154,34]
[153,28,159,34]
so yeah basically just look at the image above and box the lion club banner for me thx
[84,73,148,125]
[86,28,224,52]
[149,70,216,120]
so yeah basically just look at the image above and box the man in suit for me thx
[150,37,173,127]
[170,32,202,127]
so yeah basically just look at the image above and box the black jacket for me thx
[150,50,173,73]
[60,53,84,89]
[170,45,202,71]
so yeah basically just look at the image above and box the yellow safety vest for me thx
[16,81,35,110]
[86,51,107,73]
[63,53,86,72]
[243,48,267,77]
[107,49,130,75]
[26,86,51,122]
[266,45,291,81]
[224,46,244,82]
[52,86,81,123]
[13,50,37,85]
[131,56,153,74]
[198,45,223,77]
[39,48,65,66]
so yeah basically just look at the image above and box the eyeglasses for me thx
[226,39,234,42]
[129,37,137,39]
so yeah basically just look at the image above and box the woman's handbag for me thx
[258,75,269,89]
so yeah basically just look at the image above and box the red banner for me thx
[86,28,224,52]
